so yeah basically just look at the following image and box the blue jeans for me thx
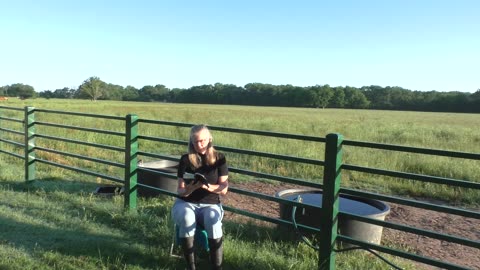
[172,199,224,239]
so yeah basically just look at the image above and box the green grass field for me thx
[2,98,478,204]
[0,98,478,269]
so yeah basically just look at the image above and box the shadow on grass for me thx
[0,178,181,269]
[0,214,162,269]
[0,177,105,194]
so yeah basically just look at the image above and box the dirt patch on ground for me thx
[222,181,480,270]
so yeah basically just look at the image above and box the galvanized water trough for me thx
[137,160,179,196]
[276,189,390,247]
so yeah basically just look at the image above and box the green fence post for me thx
[318,133,343,270]
[24,106,36,182]
[124,114,138,210]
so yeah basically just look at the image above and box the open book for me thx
[194,173,209,187]
[184,173,210,188]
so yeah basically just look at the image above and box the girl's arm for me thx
[177,178,203,197]
[202,175,228,195]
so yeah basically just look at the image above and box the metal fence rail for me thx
[0,106,478,270]
[0,106,25,158]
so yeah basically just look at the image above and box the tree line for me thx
[1,77,479,113]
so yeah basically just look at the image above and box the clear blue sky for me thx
[1,0,479,93]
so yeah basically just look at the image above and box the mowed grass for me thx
[0,98,478,269]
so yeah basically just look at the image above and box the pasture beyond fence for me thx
[0,105,479,270]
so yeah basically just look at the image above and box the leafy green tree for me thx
[385,86,415,109]
[138,85,155,101]
[40,90,54,99]
[187,84,215,103]
[290,87,312,107]
[171,88,191,103]
[103,84,125,100]
[279,85,302,107]
[319,84,334,108]
[5,83,35,99]
[309,85,333,108]
[54,87,75,99]
[153,84,170,101]
[362,85,392,109]
[122,85,139,101]
[330,87,346,108]
[345,86,370,109]
[430,91,469,112]
[468,89,480,113]
[244,83,279,106]
[38,87,75,99]
[212,83,244,104]
[0,86,8,96]
[138,84,170,102]
[79,76,104,101]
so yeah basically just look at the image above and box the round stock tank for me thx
[276,189,390,246]
[137,160,178,197]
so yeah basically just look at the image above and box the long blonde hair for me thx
[188,124,217,168]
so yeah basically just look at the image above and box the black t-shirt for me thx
[177,152,228,204]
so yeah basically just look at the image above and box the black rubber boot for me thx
[182,237,196,270]
[208,237,223,270]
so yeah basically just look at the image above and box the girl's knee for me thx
[205,206,222,220]
[173,207,196,226]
